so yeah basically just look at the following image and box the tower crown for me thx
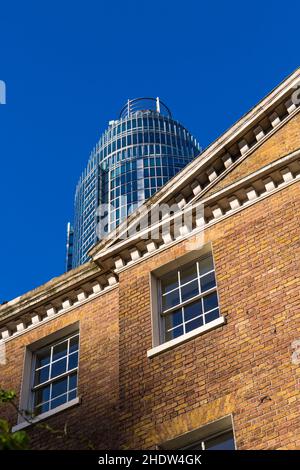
[119,97,172,119]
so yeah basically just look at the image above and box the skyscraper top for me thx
[119,97,172,119]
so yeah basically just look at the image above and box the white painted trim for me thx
[109,152,300,275]
[147,316,225,358]
[91,77,300,256]
[187,106,300,207]
[12,397,81,432]
[115,171,300,276]
[0,284,118,345]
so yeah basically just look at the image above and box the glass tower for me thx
[67,98,200,270]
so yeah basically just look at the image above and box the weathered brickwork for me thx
[1,93,300,450]
[0,288,120,449]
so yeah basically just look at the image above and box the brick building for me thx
[1,69,300,450]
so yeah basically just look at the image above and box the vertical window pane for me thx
[165,325,184,342]
[69,336,79,354]
[183,300,202,322]
[162,289,180,310]
[51,358,67,378]
[200,272,216,293]
[68,352,79,371]
[185,316,203,333]
[52,377,68,398]
[165,309,183,330]
[203,292,218,313]
[180,263,197,285]
[35,366,50,385]
[36,349,51,368]
[181,280,199,302]
[52,341,68,361]
[199,255,214,276]
[161,272,178,293]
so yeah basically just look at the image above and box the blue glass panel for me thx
[205,308,219,323]
[52,377,68,398]
[162,289,180,310]
[184,300,202,322]
[181,280,199,302]
[68,352,78,371]
[165,325,184,341]
[53,341,68,361]
[50,394,67,410]
[185,316,203,333]
[203,292,218,313]
[51,358,67,378]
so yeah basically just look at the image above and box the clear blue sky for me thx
[0,0,299,302]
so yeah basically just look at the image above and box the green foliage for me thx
[0,388,29,450]
[0,419,29,450]
[0,389,16,403]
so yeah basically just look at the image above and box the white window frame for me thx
[148,244,225,358]
[31,332,79,416]
[159,415,236,450]
[13,322,80,432]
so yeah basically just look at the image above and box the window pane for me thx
[205,431,235,450]
[185,316,203,333]
[35,365,50,385]
[50,393,67,410]
[205,308,219,323]
[34,385,50,405]
[68,389,77,401]
[69,372,77,391]
[181,280,199,302]
[199,255,214,276]
[52,377,68,398]
[180,263,197,285]
[165,309,182,330]
[68,352,79,371]
[161,273,179,294]
[200,272,216,293]
[203,292,218,313]
[52,340,68,361]
[36,349,51,368]
[165,325,184,342]
[162,289,180,310]
[35,402,49,414]
[184,300,202,322]
[69,336,79,354]
[51,358,67,378]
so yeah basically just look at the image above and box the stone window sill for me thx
[147,316,225,358]
[12,397,81,432]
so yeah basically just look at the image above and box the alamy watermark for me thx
[96,197,205,250]
[0,80,6,104]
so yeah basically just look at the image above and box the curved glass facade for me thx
[69,98,200,269]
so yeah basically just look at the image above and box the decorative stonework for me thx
[0,277,118,343]
[1,71,300,343]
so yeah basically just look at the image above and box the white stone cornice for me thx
[90,147,300,275]
[253,125,265,141]
[0,283,119,344]
[90,70,300,257]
